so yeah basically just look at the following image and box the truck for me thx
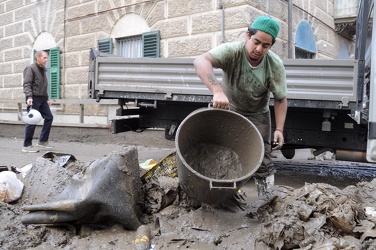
[88,0,376,163]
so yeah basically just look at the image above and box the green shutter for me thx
[49,47,60,99]
[98,38,113,54]
[142,31,160,58]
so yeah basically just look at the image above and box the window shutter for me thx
[142,31,160,58]
[49,47,60,99]
[98,38,113,54]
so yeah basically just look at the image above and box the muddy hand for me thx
[212,92,229,109]
[21,147,143,230]
[272,141,283,151]
[272,130,284,150]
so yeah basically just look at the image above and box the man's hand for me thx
[213,92,230,109]
[26,98,33,106]
[193,52,230,110]
[272,129,284,150]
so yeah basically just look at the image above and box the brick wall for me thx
[0,0,352,115]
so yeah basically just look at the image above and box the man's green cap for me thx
[250,16,280,39]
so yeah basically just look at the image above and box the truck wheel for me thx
[281,148,295,159]
[165,128,176,141]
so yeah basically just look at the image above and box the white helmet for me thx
[22,109,42,124]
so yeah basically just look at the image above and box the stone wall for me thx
[0,0,353,117]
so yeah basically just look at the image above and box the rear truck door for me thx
[366,1,376,162]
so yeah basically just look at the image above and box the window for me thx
[142,31,160,58]
[49,47,61,99]
[118,35,142,58]
[98,39,113,54]
[295,20,316,59]
[97,31,160,58]
[33,48,61,99]
[295,48,315,59]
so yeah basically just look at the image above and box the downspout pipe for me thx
[220,2,225,43]
[268,0,292,58]
[288,0,293,58]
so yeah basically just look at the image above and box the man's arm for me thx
[23,66,34,106]
[193,53,229,109]
[273,96,288,149]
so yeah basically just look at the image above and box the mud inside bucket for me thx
[175,108,264,206]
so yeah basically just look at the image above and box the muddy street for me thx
[0,125,376,249]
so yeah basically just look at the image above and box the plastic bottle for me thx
[134,225,151,250]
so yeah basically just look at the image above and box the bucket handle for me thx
[208,103,230,110]
[209,181,237,190]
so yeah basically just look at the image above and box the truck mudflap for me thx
[110,118,140,134]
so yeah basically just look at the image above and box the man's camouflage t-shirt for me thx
[209,41,287,115]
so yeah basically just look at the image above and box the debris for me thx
[134,225,151,250]
[249,180,376,249]
[139,159,158,171]
[42,152,77,167]
[11,163,33,180]
[365,207,376,217]
[19,163,33,177]
[21,147,144,230]
[141,152,177,183]
[0,165,8,172]
[254,174,275,197]
[2,139,376,249]
[143,175,180,214]
[0,171,24,203]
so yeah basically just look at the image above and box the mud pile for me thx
[1,150,376,249]
[249,180,376,249]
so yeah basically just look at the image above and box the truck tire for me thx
[281,148,295,159]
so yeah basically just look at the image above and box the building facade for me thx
[0,0,357,119]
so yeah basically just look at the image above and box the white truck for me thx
[88,0,376,163]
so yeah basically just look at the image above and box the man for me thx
[22,50,54,153]
[193,15,288,196]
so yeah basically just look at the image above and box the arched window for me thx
[34,32,60,99]
[97,14,160,58]
[295,20,317,59]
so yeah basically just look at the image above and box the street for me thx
[1,124,376,249]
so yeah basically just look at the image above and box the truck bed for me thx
[88,50,359,110]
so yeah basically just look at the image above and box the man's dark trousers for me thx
[23,96,53,147]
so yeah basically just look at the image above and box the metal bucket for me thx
[175,108,264,206]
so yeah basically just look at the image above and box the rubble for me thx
[249,180,376,249]
[0,149,376,249]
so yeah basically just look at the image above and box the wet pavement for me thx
[1,131,375,211]
[1,130,376,195]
